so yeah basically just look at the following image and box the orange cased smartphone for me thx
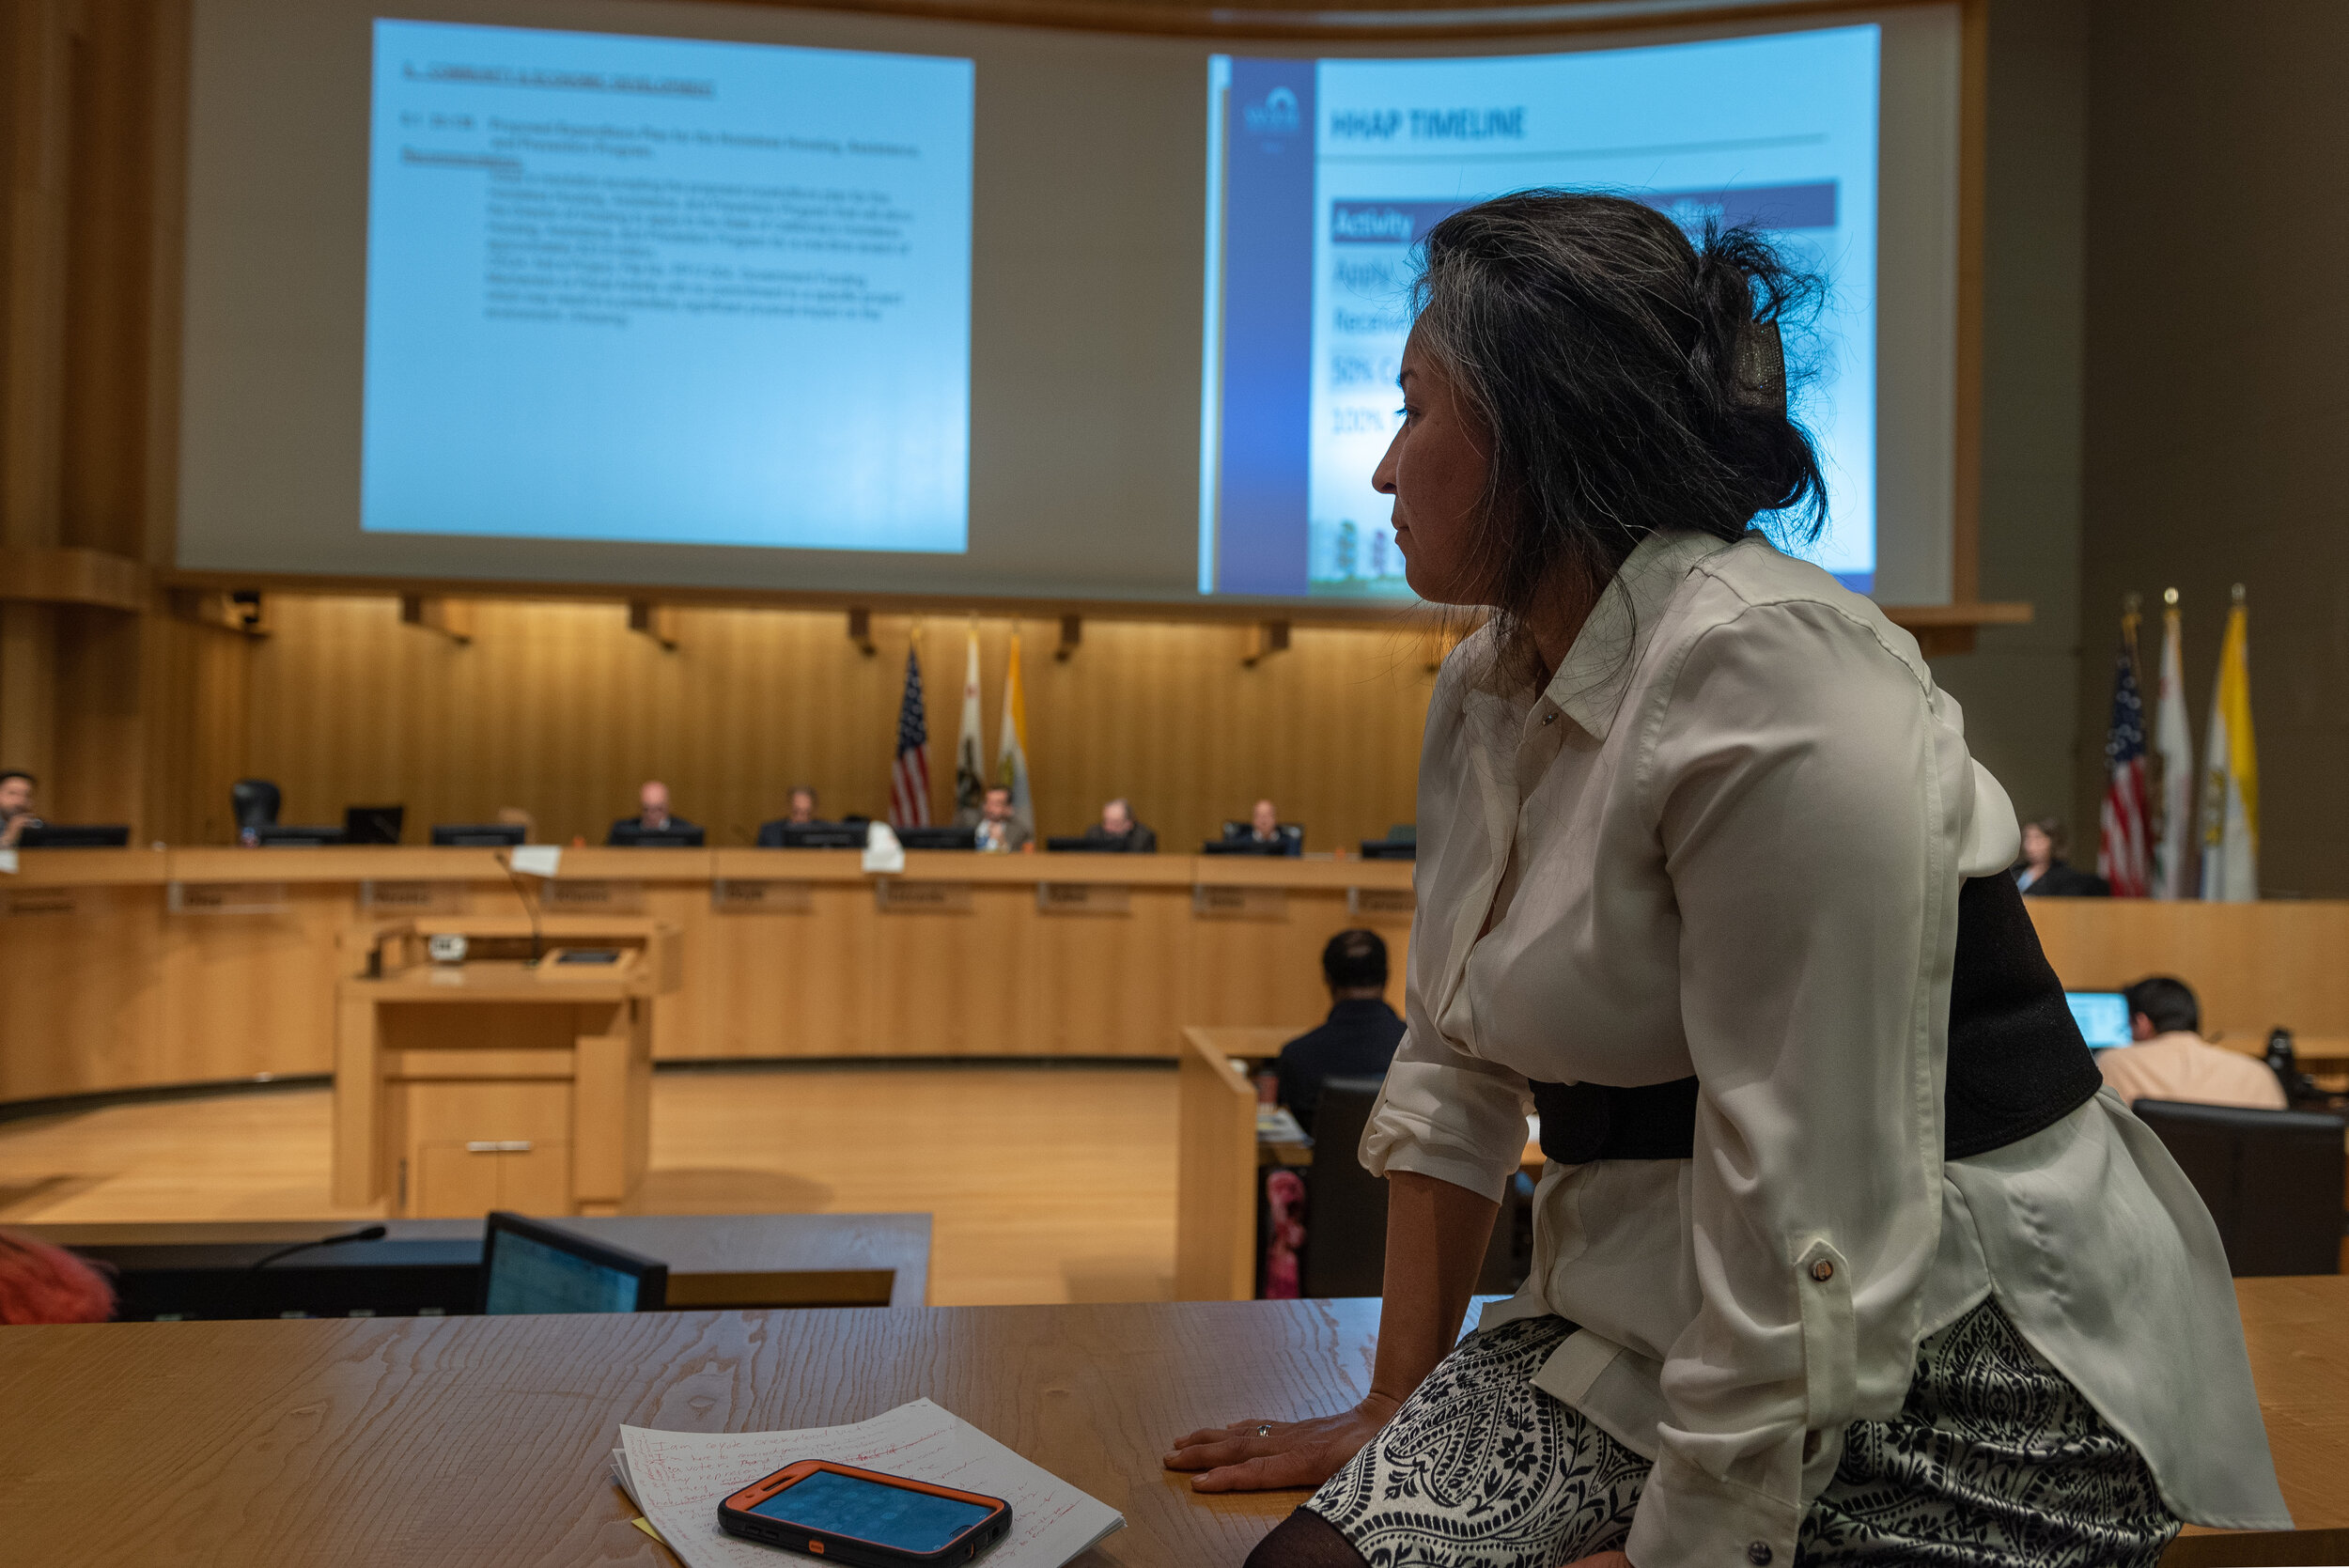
[717,1459,1012,1567]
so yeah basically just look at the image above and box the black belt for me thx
[1532,874,2104,1165]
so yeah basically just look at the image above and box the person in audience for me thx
[786,786,821,826]
[1274,930,1406,1137]
[1082,798,1157,853]
[607,780,696,844]
[2098,976,2288,1110]
[2015,815,2109,896]
[0,769,39,848]
[1248,798,1283,845]
[973,785,1031,853]
[1166,192,2281,1567]
[0,1228,113,1324]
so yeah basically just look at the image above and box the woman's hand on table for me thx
[1161,1397,1396,1491]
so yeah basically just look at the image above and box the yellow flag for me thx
[2198,589,2258,901]
[995,626,1032,835]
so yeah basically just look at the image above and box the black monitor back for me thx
[431,822,527,847]
[17,824,130,848]
[774,822,863,848]
[2132,1099,2345,1276]
[1047,835,1125,853]
[257,825,346,846]
[896,826,976,850]
[1358,839,1415,861]
[609,824,705,847]
[343,805,405,845]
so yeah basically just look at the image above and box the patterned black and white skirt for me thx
[1301,1299,2177,1568]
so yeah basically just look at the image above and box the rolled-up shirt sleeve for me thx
[1359,1001,1530,1203]
[1623,595,1965,1568]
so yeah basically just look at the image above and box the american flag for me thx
[888,646,933,829]
[2097,627,2152,896]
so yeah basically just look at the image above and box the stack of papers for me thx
[613,1400,1124,1568]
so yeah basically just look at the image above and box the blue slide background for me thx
[363,21,973,551]
[1206,28,1879,598]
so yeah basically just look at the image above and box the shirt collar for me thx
[1546,530,1743,742]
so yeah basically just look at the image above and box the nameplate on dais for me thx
[167,881,289,915]
[874,879,972,913]
[1347,887,1415,919]
[361,880,469,914]
[1037,882,1130,915]
[0,886,81,917]
[542,879,645,913]
[1193,885,1287,921]
[712,878,813,913]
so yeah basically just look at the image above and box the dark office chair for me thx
[2133,1099,2346,1277]
[230,779,281,833]
[1301,1077,1527,1297]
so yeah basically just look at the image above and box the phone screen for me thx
[749,1469,993,1552]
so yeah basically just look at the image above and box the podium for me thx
[332,918,681,1217]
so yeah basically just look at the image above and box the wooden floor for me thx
[0,1064,1180,1307]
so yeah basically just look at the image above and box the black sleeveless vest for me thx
[1530,872,2104,1165]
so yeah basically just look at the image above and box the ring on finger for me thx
[1254,1423,1273,1437]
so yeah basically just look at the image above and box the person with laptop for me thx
[1274,931,1405,1138]
[0,769,40,848]
[2098,976,2287,1110]
[607,780,698,845]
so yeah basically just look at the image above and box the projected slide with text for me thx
[1201,28,1878,598]
[364,21,974,551]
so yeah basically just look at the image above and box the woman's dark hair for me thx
[1408,190,1828,681]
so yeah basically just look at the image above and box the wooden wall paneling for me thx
[140,609,254,846]
[238,598,1434,858]
[2026,899,2349,1040]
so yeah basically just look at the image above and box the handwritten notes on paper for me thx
[614,1400,1122,1568]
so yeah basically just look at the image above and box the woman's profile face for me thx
[1374,334,1493,606]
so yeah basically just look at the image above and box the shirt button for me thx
[1747,1543,1773,1565]
[1810,1259,1835,1281]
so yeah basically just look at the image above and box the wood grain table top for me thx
[0,1299,1373,1567]
[1,1283,2341,1567]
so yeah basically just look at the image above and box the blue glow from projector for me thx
[363,20,973,552]
[1202,27,1879,598]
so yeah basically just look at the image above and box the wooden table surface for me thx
[0,1299,1372,1567]
[0,1284,2340,1567]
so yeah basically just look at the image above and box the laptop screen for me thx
[2065,991,2133,1051]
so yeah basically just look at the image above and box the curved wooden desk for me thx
[0,847,1416,1105]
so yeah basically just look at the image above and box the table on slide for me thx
[0,1282,2341,1567]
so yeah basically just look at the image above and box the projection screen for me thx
[179,0,1961,607]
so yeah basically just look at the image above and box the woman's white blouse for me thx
[1361,532,2289,1567]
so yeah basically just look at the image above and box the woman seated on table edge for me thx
[1163,192,2288,1568]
